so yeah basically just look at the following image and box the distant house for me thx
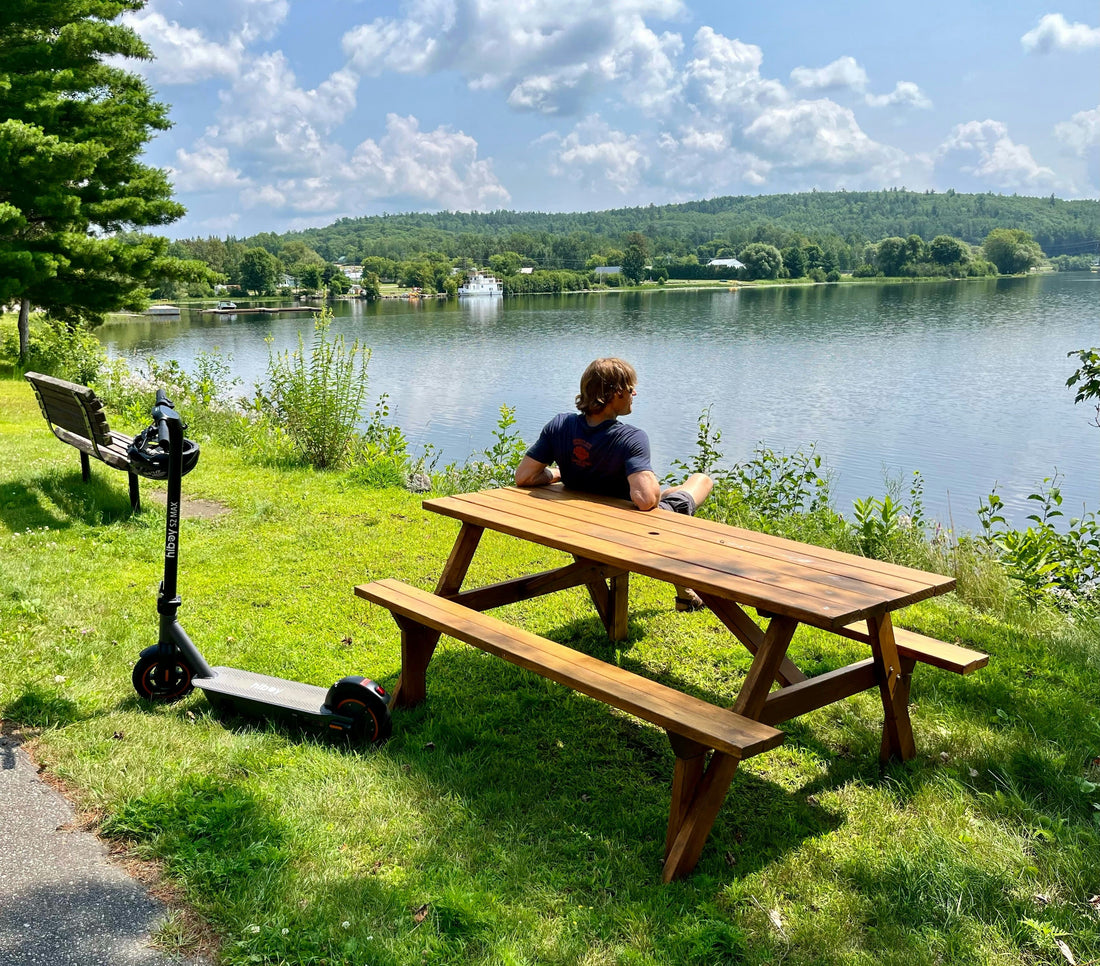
[707,257,744,270]
[342,265,363,280]
[593,266,622,276]
[519,267,534,274]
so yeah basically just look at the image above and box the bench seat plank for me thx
[356,578,785,761]
[838,621,988,674]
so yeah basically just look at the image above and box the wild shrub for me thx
[436,405,528,493]
[20,316,106,383]
[346,394,422,488]
[977,476,1099,611]
[264,308,371,470]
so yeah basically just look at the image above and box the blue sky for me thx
[124,0,1100,239]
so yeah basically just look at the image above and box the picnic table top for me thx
[423,485,956,630]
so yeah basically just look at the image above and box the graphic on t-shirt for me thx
[572,438,592,468]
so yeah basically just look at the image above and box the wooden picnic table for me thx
[357,484,980,880]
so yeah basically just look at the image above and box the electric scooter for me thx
[130,389,392,743]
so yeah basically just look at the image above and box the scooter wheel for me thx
[132,651,194,702]
[326,676,392,744]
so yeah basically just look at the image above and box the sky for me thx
[122,0,1100,240]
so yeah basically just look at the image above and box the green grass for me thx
[2,376,1099,966]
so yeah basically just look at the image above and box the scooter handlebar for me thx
[152,389,175,446]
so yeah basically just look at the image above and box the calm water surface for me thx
[99,274,1099,529]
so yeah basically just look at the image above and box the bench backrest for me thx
[24,371,114,447]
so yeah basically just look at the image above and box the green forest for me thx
[164,189,1100,298]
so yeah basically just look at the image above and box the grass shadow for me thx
[379,645,842,883]
[0,470,138,532]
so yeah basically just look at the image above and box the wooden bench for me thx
[24,371,142,511]
[356,577,786,880]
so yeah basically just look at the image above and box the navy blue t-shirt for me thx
[526,412,653,500]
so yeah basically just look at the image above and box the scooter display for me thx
[130,390,391,743]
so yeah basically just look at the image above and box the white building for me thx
[707,257,745,270]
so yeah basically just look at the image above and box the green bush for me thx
[18,316,106,383]
[264,308,371,470]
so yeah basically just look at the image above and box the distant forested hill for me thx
[258,189,1099,265]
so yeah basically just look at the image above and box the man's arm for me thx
[627,469,662,510]
[515,455,560,487]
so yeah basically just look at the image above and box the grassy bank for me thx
[1,376,1098,966]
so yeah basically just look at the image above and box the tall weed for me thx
[264,308,371,470]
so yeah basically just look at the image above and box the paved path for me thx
[0,731,207,966]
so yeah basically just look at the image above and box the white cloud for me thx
[865,81,932,110]
[546,115,650,192]
[123,0,291,82]
[681,26,787,119]
[938,120,1058,189]
[341,0,687,115]
[168,144,249,191]
[122,9,242,82]
[1054,105,1100,154]
[745,99,905,176]
[1021,13,1100,53]
[789,56,868,93]
[204,54,359,174]
[346,114,511,209]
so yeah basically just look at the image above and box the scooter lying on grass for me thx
[129,389,392,743]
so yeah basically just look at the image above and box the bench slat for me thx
[893,627,988,674]
[839,622,988,674]
[356,578,785,760]
[26,374,113,444]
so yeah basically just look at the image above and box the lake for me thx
[98,274,1100,530]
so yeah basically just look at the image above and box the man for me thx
[514,357,713,611]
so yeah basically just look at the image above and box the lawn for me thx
[1,376,1098,966]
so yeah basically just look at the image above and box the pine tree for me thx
[0,0,200,360]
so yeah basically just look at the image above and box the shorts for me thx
[658,490,697,515]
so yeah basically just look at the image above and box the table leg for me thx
[700,595,806,687]
[608,572,629,640]
[390,523,485,709]
[388,616,437,708]
[868,612,917,761]
[733,616,799,720]
[436,523,484,596]
[662,751,740,882]
[661,617,797,881]
[578,556,630,642]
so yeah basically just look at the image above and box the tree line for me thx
[163,223,1066,299]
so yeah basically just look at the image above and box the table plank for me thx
[477,488,942,607]
[425,489,948,628]
[426,492,879,627]
[514,485,955,596]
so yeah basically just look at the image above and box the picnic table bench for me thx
[24,371,142,511]
[357,484,988,880]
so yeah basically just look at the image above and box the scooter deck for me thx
[194,666,334,719]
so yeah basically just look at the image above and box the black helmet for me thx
[127,424,201,479]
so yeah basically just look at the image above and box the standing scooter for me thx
[130,389,391,743]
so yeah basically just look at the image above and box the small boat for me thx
[458,272,503,297]
[216,300,237,310]
[145,304,180,316]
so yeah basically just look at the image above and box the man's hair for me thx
[575,358,637,414]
